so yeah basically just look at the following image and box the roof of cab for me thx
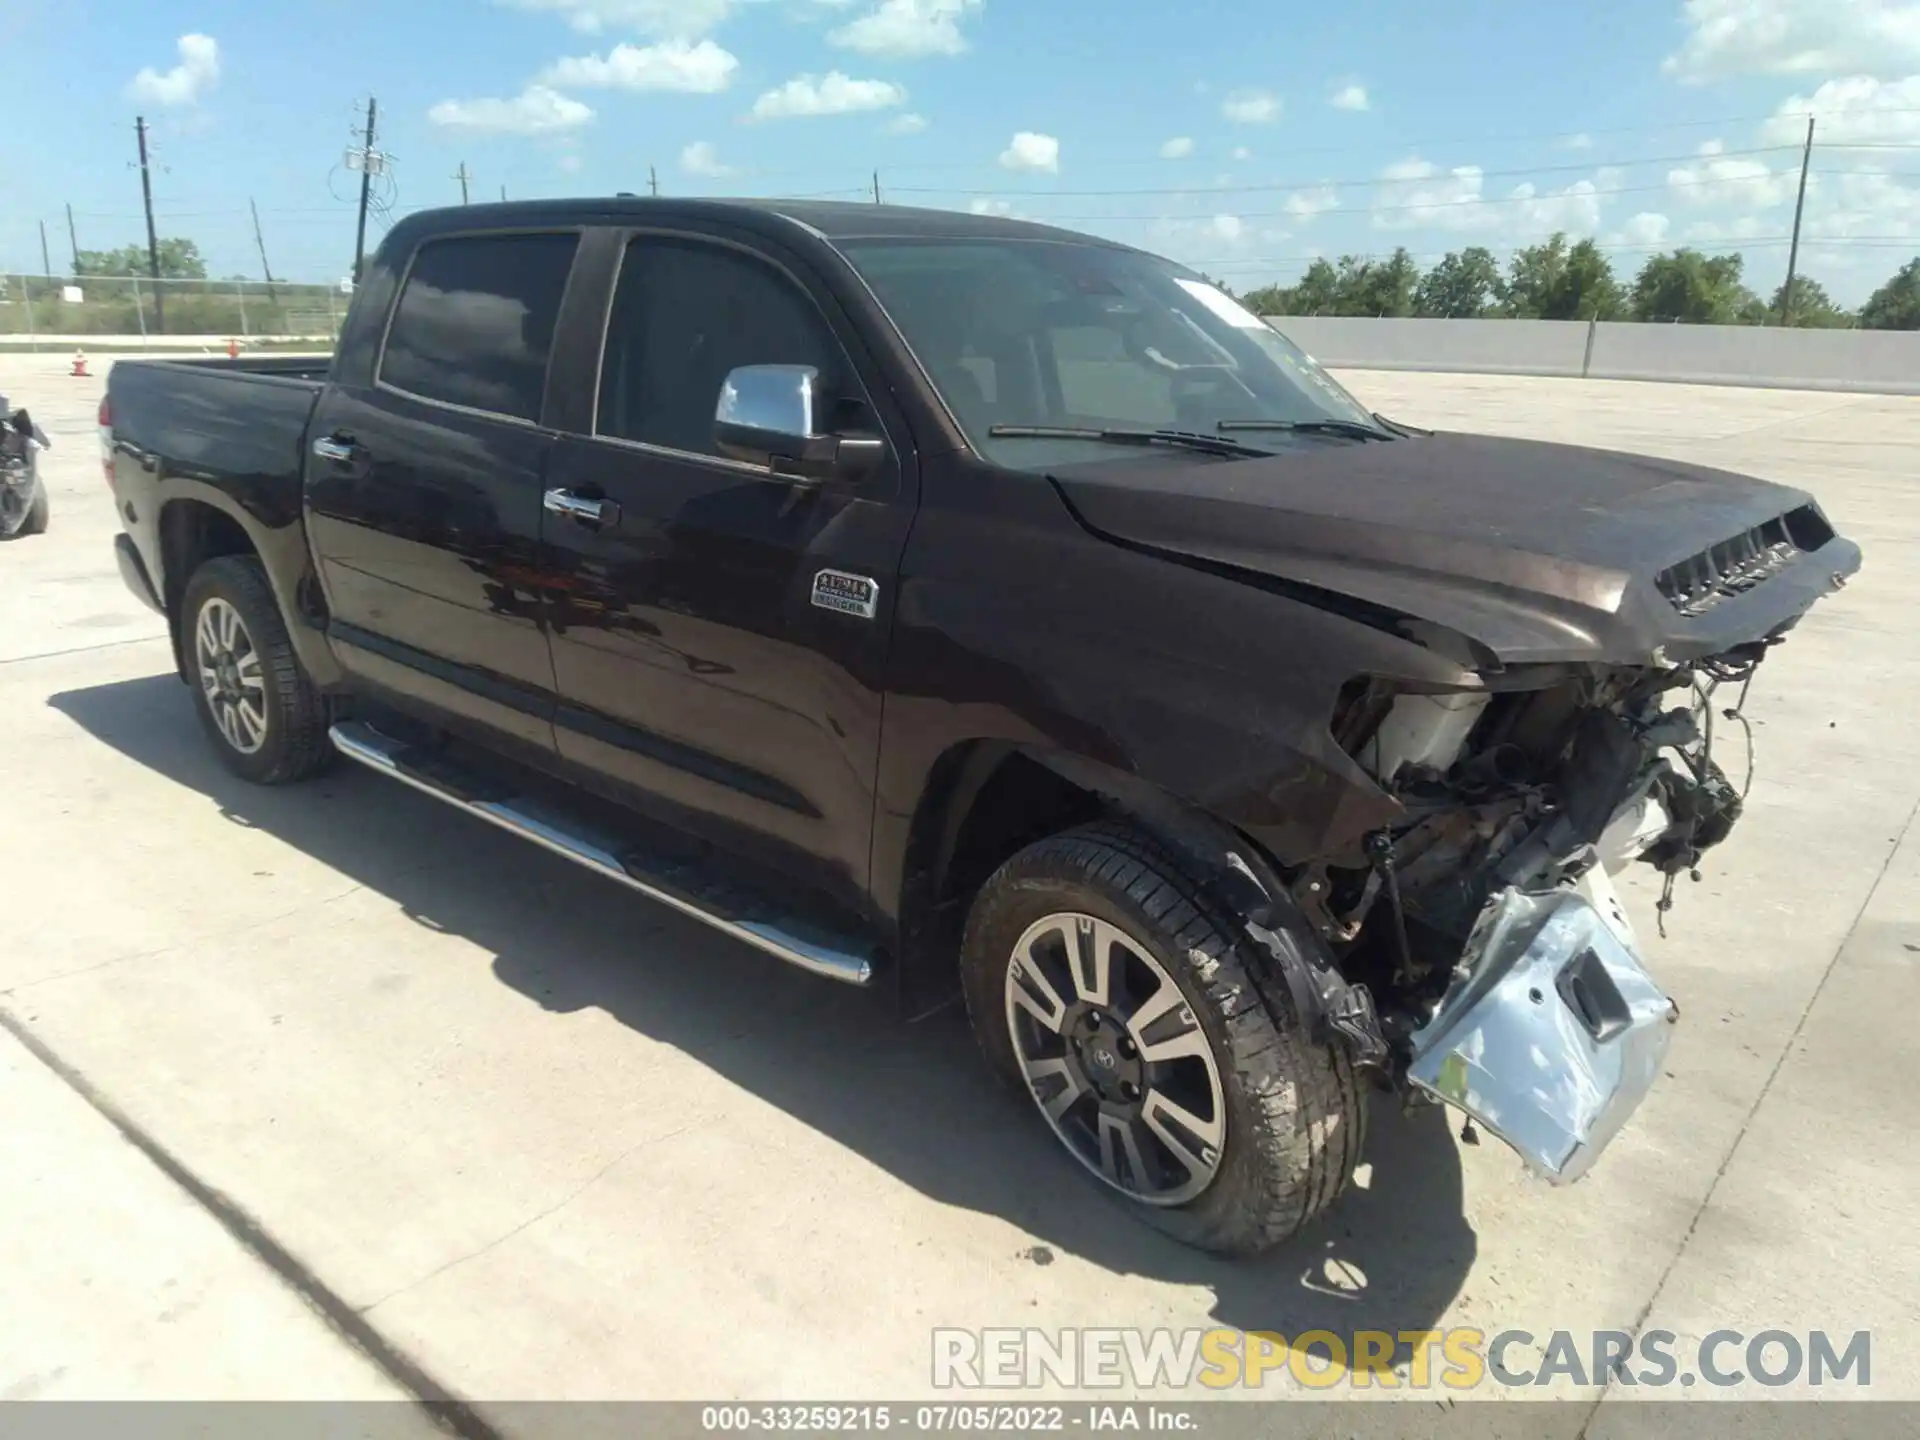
[394,196,1136,251]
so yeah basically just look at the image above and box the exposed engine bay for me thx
[1289,641,1777,1180]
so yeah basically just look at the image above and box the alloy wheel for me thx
[195,596,269,755]
[1004,912,1227,1206]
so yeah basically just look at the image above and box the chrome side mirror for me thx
[713,364,882,480]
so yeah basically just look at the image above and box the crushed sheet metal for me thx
[1406,881,1677,1183]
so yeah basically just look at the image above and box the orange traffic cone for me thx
[71,349,89,378]
[227,337,240,360]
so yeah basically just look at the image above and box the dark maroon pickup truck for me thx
[102,197,1859,1254]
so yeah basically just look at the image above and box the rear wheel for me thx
[960,822,1368,1255]
[181,555,334,785]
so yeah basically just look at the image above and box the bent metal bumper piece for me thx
[1405,875,1678,1183]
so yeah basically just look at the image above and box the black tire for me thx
[960,821,1367,1255]
[180,555,334,785]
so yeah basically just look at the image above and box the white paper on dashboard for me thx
[1174,277,1270,330]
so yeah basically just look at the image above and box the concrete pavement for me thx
[1,352,1914,1419]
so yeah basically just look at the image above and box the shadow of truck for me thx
[50,671,1477,1349]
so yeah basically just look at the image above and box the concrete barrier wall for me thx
[1270,317,1595,377]
[1588,323,1920,394]
[1264,316,1920,396]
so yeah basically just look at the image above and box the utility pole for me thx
[872,169,882,204]
[250,198,277,302]
[65,203,80,273]
[648,165,658,196]
[1778,115,1815,327]
[136,116,165,330]
[454,162,471,204]
[500,184,507,202]
[352,96,378,283]
[39,221,51,278]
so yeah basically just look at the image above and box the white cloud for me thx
[830,0,981,58]
[1208,214,1245,241]
[1221,88,1281,123]
[750,71,907,119]
[999,130,1060,172]
[1761,74,1920,145]
[681,140,732,176]
[1233,145,1253,161]
[1160,136,1195,158]
[558,153,584,173]
[1667,139,1796,208]
[1664,0,1920,82]
[128,33,220,107]
[1615,211,1672,246]
[1561,131,1594,150]
[539,39,738,91]
[1372,157,1608,242]
[885,111,928,134]
[1680,214,1776,243]
[1284,185,1340,220]
[429,85,595,134]
[1329,83,1369,111]
[1373,157,1488,228]
[501,0,737,39]
[969,197,1014,216]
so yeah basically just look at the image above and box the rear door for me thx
[305,229,579,755]
[537,228,917,910]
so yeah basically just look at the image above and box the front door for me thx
[538,232,914,911]
[305,230,580,754]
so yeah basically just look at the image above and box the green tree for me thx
[1288,258,1341,314]
[1242,259,1341,316]
[1767,276,1850,327]
[1859,257,1920,330]
[1239,283,1288,314]
[1413,247,1503,317]
[1503,233,1624,320]
[1331,247,1421,317]
[1631,248,1763,325]
[74,238,207,279]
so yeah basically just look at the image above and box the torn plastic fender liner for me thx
[1406,871,1678,1182]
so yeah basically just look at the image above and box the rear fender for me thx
[157,483,343,690]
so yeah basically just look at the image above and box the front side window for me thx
[836,238,1381,469]
[380,232,579,422]
[596,238,854,457]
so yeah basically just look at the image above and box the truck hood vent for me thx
[1655,505,1833,617]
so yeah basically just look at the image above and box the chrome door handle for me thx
[544,488,618,526]
[312,435,359,464]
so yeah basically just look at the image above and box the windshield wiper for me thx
[987,424,1273,458]
[1216,417,1397,441]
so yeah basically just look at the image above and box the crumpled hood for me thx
[1052,432,1861,665]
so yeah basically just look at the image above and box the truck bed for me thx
[104,352,328,623]
[123,353,336,384]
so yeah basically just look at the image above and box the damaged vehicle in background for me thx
[100,199,1861,1254]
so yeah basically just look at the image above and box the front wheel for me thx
[180,555,334,785]
[960,822,1368,1255]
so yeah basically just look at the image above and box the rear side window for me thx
[379,233,579,422]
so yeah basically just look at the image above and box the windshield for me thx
[836,237,1380,469]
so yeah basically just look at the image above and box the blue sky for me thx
[5,0,1920,302]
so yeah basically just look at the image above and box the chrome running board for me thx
[329,721,875,986]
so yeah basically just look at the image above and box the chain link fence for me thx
[0,274,345,349]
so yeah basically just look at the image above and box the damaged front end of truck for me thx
[1261,509,1863,1184]
[1056,436,1862,1182]
[1307,650,1771,1181]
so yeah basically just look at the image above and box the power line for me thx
[887,145,1808,198]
